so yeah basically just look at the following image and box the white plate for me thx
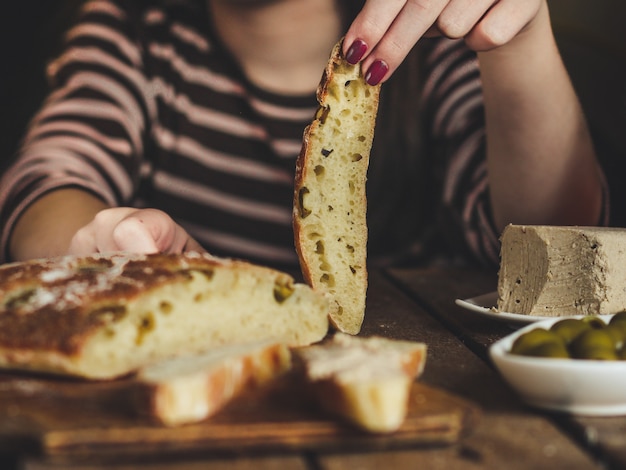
[490,315,626,416]
[455,292,553,325]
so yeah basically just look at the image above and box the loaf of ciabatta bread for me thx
[293,38,381,336]
[136,340,291,426]
[498,224,626,316]
[294,333,427,433]
[0,252,329,379]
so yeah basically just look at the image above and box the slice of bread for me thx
[294,333,427,433]
[293,38,381,335]
[0,252,329,379]
[136,340,291,426]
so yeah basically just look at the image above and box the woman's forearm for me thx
[9,189,108,261]
[478,2,603,231]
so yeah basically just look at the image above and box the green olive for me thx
[608,318,626,333]
[580,316,607,329]
[511,328,565,356]
[604,324,626,350]
[576,347,618,361]
[550,318,591,344]
[610,311,626,325]
[507,316,626,360]
[521,341,570,359]
[570,329,617,360]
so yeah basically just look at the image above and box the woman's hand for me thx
[343,0,545,85]
[68,207,205,256]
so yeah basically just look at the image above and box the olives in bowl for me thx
[510,312,626,360]
[489,314,626,416]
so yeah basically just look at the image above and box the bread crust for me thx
[293,38,381,335]
[136,341,291,426]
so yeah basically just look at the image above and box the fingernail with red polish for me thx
[345,38,368,64]
[365,60,388,86]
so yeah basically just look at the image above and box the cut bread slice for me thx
[136,340,291,426]
[0,252,329,379]
[293,38,381,335]
[294,333,427,433]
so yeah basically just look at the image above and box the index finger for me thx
[343,0,405,61]
[344,0,449,82]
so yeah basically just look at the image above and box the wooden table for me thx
[4,267,625,470]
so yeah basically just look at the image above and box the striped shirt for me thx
[0,0,502,268]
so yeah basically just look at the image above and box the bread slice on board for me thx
[136,340,291,426]
[294,333,427,433]
[293,38,381,335]
[0,252,329,379]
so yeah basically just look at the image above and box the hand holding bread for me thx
[0,39,429,436]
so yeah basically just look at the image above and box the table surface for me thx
[8,266,626,470]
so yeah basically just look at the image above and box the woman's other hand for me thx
[69,207,205,256]
[343,0,544,85]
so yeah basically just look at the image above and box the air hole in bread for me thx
[345,83,358,100]
[159,300,173,314]
[351,153,363,162]
[178,270,194,281]
[328,205,334,212]
[89,305,127,322]
[307,231,321,240]
[357,135,366,142]
[298,187,311,218]
[348,181,355,194]
[346,244,355,253]
[320,273,335,288]
[273,281,295,304]
[314,165,325,178]
[193,293,204,302]
[136,312,156,345]
[321,148,334,157]
[315,241,325,254]
[316,106,330,124]
[192,269,215,281]
[349,266,357,274]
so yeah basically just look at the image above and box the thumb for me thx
[112,209,195,254]
[111,213,161,254]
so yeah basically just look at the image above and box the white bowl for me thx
[489,315,626,416]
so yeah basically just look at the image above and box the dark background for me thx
[549,0,626,226]
[1,0,626,223]
[0,1,81,174]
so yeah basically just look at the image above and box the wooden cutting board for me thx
[0,371,480,460]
